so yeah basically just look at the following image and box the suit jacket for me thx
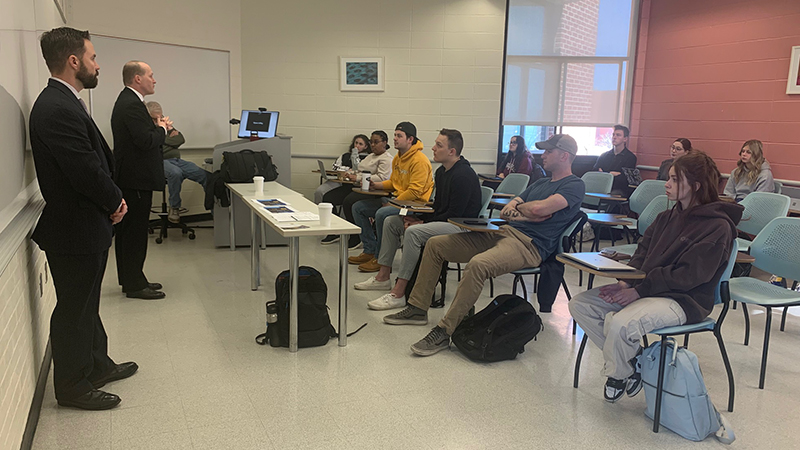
[30,79,123,254]
[110,87,166,191]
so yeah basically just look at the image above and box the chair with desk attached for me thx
[611,180,666,240]
[487,174,529,217]
[580,171,614,212]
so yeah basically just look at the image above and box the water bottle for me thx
[351,147,361,171]
[266,301,278,324]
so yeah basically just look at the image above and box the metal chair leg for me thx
[587,274,595,290]
[683,334,690,348]
[573,334,588,388]
[759,307,772,389]
[519,277,528,302]
[642,335,649,347]
[732,300,737,310]
[742,303,750,346]
[781,307,788,332]
[533,273,538,293]
[562,279,572,300]
[715,328,735,412]
[489,277,494,297]
[653,336,669,433]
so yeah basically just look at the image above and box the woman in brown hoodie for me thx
[569,151,743,404]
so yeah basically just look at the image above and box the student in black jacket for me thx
[593,124,637,196]
[353,129,483,311]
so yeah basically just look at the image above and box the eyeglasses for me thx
[509,141,518,145]
[670,145,683,151]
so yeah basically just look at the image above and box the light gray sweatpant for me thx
[314,181,339,204]
[569,289,687,379]
[377,217,466,280]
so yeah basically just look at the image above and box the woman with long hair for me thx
[656,137,692,181]
[723,139,775,201]
[313,134,371,204]
[570,151,742,403]
[490,135,545,187]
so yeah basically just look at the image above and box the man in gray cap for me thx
[383,134,585,357]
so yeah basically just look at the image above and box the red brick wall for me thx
[555,0,600,123]
[630,0,800,181]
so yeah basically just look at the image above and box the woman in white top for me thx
[321,131,393,246]
[313,134,371,203]
[723,139,775,201]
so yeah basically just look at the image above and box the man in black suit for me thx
[30,27,138,410]
[111,61,169,299]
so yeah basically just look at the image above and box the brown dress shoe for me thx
[348,253,374,264]
[358,258,381,272]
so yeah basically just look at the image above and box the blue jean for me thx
[164,158,208,208]
[352,200,398,255]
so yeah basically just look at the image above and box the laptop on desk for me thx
[317,160,334,181]
[560,253,638,271]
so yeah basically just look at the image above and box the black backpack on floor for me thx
[221,149,279,183]
[451,295,543,362]
[256,266,335,348]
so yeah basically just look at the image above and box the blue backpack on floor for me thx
[640,338,735,444]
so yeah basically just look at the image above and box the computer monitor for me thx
[237,110,279,139]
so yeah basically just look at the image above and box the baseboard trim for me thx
[20,339,51,450]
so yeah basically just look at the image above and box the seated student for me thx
[353,129,482,310]
[723,139,775,201]
[656,138,692,181]
[383,134,585,357]
[348,122,434,266]
[146,102,208,223]
[569,151,742,403]
[484,135,545,189]
[320,131,393,245]
[314,134,371,204]
[594,125,637,196]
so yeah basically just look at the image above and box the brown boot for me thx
[348,253,374,264]
[358,258,381,272]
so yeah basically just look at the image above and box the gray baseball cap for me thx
[535,134,578,155]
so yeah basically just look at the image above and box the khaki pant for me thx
[408,226,542,335]
[568,289,687,379]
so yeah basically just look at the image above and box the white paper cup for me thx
[318,203,333,227]
[253,176,264,195]
[361,175,370,191]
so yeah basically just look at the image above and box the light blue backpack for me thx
[640,338,735,443]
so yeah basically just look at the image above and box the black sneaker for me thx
[604,377,626,403]
[626,348,644,397]
[348,235,362,250]
[321,234,340,245]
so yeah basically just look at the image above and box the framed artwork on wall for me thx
[339,57,384,92]
[786,46,800,94]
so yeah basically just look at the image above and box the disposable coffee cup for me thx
[361,175,370,191]
[318,203,333,227]
[253,176,264,195]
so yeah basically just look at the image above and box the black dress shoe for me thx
[90,362,139,389]
[123,282,162,293]
[57,390,121,410]
[126,287,166,299]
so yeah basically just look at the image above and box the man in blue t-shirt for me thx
[383,134,585,357]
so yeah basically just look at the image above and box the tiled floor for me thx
[32,226,800,449]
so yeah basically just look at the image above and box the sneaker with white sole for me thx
[411,326,450,356]
[354,276,391,291]
[320,235,340,245]
[367,293,406,311]
[384,305,427,325]
[626,349,643,397]
[604,377,626,403]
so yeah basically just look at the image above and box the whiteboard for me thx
[88,35,231,149]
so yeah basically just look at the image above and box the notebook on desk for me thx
[560,253,638,271]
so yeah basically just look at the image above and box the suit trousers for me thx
[47,250,115,400]
[116,188,153,292]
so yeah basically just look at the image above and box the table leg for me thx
[339,234,348,346]
[250,210,260,291]
[229,194,236,251]
[289,237,300,352]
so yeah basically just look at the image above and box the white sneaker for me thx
[368,293,406,310]
[354,276,391,291]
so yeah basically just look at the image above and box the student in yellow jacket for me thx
[349,122,433,267]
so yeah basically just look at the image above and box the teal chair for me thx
[736,192,790,252]
[478,186,494,218]
[574,239,739,433]
[581,172,614,211]
[495,173,529,197]
[728,217,800,389]
[603,195,671,257]
[773,180,782,194]
[613,180,666,237]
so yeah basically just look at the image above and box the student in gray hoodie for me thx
[570,151,743,403]
[723,139,775,201]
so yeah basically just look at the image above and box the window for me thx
[500,0,639,158]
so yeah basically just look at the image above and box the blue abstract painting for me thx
[345,62,378,85]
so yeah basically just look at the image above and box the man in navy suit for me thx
[111,61,169,299]
[30,27,138,410]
